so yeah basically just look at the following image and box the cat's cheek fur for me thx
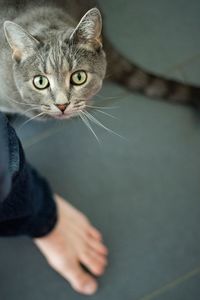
[72,80,103,100]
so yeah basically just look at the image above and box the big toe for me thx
[57,260,98,295]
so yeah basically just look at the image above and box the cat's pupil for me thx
[77,73,81,81]
[39,77,43,85]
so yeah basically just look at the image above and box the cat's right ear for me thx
[3,21,40,62]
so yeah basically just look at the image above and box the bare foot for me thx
[33,194,108,295]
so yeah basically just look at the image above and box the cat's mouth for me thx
[49,108,84,120]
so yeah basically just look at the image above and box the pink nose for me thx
[56,103,69,112]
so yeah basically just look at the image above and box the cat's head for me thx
[4,8,106,119]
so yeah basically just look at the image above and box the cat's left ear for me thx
[70,8,102,46]
[4,21,40,62]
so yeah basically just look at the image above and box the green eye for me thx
[70,71,87,86]
[33,75,50,90]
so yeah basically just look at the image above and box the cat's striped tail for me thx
[104,40,200,108]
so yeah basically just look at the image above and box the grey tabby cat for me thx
[0,0,199,120]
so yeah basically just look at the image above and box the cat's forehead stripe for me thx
[43,45,69,76]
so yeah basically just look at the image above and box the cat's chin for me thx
[54,114,71,120]
[50,111,80,120]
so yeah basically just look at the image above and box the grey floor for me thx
[1,0,200,299]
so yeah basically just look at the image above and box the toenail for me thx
[84,282,96,294]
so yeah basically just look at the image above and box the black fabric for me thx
[0,112,57,237]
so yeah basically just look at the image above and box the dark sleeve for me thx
[0,113,57,237]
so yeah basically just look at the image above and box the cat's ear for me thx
[3,21,40,62]
[70,8,102,46]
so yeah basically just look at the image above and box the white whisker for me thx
[14,106,40,122]
[19,112,45,129]
[23,107,40,114]
[92,108,118,120]
[79,112,101,144]
[86,104,119,110]
[4,94,40,108]
[84,110,126,140]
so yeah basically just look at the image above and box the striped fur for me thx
[104,39,200,107]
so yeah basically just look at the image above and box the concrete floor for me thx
[0,0,200,299]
